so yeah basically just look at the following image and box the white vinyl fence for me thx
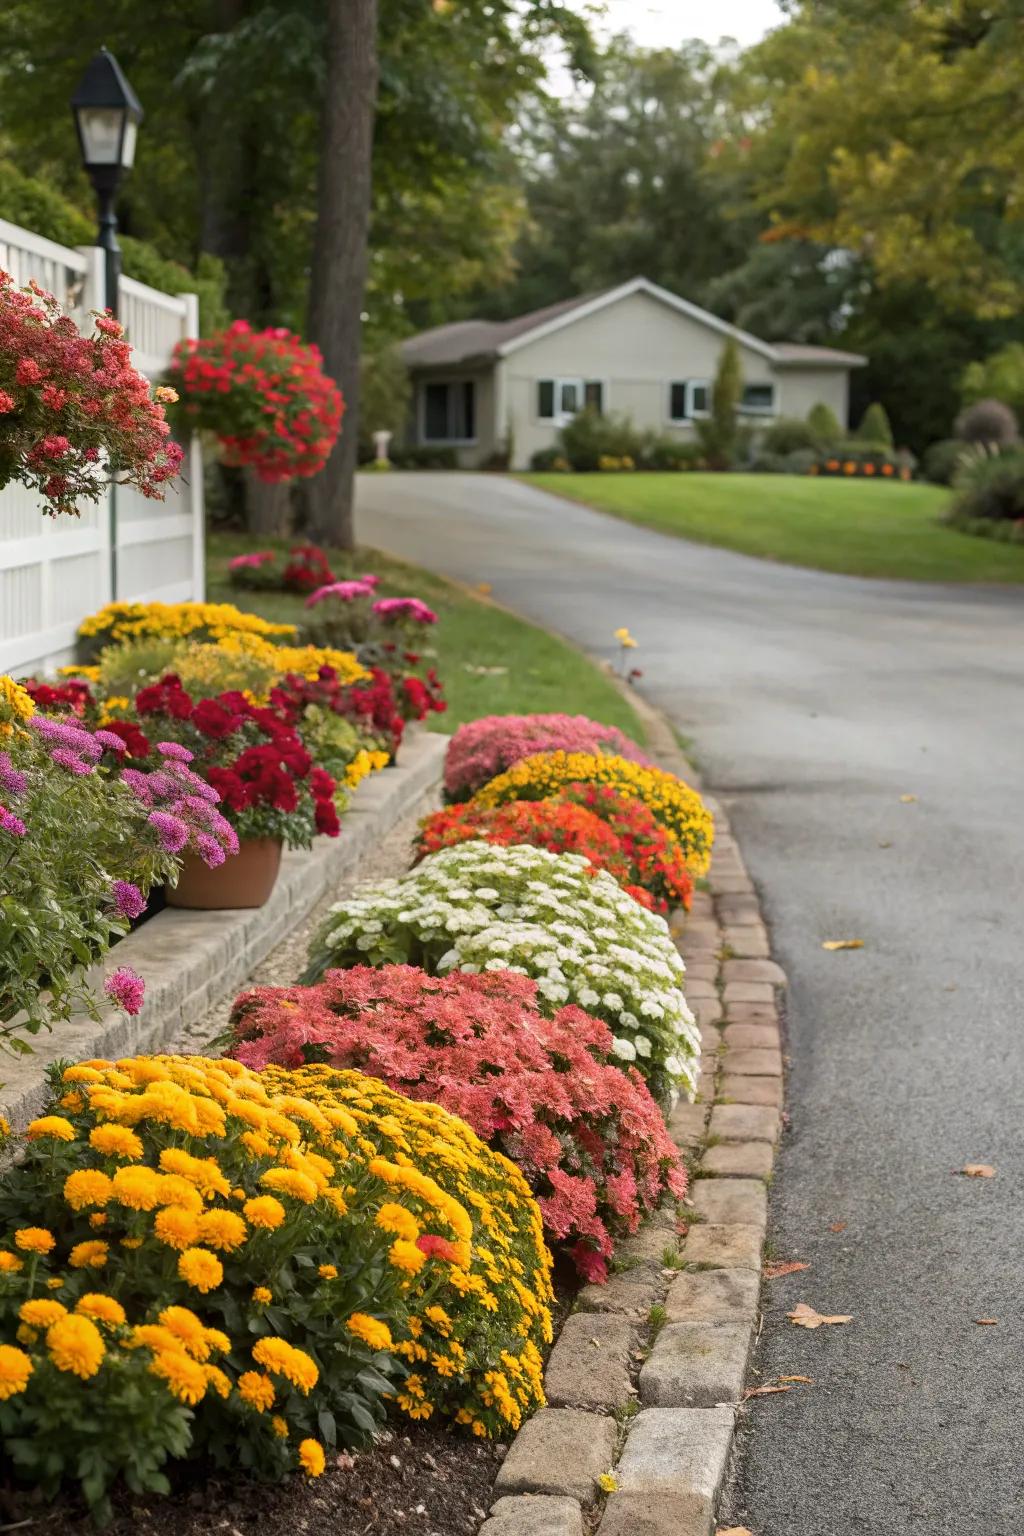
[0,216,204,678]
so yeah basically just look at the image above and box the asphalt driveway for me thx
[356,472,1024,1536]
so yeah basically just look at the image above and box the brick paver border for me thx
[480,696,782,1536]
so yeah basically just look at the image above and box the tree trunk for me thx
[244,469,292,538]
[307,0,380,551]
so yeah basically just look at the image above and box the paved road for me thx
[357,473,1024,1536]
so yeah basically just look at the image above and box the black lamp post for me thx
[71,47,143,321]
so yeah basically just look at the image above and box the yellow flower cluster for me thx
[262,1064,553,1436]
[473,750,715,876]
[345,747,391,790]
[0,675,35,728]
[77,600,297,646]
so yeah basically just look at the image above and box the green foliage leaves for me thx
[696,338,743,469]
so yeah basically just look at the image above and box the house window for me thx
[669,380,709,422]
[538,378,604,423]
[741,383,775,415]
[423,380,476,442]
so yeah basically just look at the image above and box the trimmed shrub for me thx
[953,398,1019,448]
[417,788,693,915]
[302,841,699,1102]
[558,409,643,473]
[921,438,969,486]
[637,435,707,472]
[855,403,895,449]
[471,751,713,877]
[0,1054,551,1518]
[696,337,742,470]
[230,966,686,1283]
[759,417,822,455]
[443,713,649,803]
[948,446,1024,524]
[387,445,459,470]
[528,446,568,472]
[806,402,843,441]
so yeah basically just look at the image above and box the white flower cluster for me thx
[306,840,700,1098]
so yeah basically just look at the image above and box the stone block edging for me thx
[481,701,785,1536]
[1,730,447,1131]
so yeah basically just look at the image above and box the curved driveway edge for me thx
[480,703,784,1536]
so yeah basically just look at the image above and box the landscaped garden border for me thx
[477,692,787,1536]
[0,728,446,1131]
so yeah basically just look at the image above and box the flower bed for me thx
[415,787,693,914]
[77,600,297,660]
[229,966,686,1282]
[443,713,650,802]
[0,1053,551,1520]
[472,750,714,877]
[302,840,698,1102]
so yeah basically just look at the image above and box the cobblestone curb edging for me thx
[1,730,448,1131]
[480,695,783,1536]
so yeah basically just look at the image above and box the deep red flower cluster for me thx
[281,544,336,592]
[0,271,183,516]
[168,322,343,483]
[21,678,92,718]
[415,799,656,910]
[269,663,405,758]
[130,675,340,837]
[229,966,686,1280]
[401,666,446,723]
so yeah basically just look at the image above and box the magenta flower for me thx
[120,768,154,804]
[373,596,438,625]
[94,729,127,753]
[147,810,189,853]
[31,716,101,760]
[0,752,27,797]
[50,747,93,775]
[0,804,26,837]
[305,579,376,608]
[156,741,194,762]
[104,966,145,1015]
[111,880,146,920]
[196,832,227,868]
[228,551,275,569]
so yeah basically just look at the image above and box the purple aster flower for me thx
[95,729,127,753]
[111,879,146,920]
[30,717,101,759]
[50,747,93,775]
[120,768,154,805]
[196,832,227,868]
[104,966,145,1016]
[0,804,26,837]
[146,770,176,800]
[0,752,27,797]
[156,741,194,763]
[147,810,189,853]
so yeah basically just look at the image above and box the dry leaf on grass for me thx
[959,1164,995,1178]
[822,939,864,951]
[975,1318,998,1326]
[764,1260,809,1279]
[787,1302,853,1329]
[900,794,918,803]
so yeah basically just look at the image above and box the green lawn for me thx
[522,472,1024,583]
[207,532,644,736]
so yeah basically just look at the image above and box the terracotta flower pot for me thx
[167,838,283,911]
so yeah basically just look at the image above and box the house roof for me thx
[400,277,866,371]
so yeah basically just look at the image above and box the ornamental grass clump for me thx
[0,676,235,1045]
[303,841,698,1102]
[230,966,686,1283]
[416,787,693,915]
[443,713,650,802]
[0,1052,551,1520]
[473,751,714,877]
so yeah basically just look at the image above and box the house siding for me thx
[774,368,850,429]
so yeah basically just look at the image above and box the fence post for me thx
[77,245,114,605]
[179,292,205,602]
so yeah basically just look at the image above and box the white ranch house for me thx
[400,276,866,470]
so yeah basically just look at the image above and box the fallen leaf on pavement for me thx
[788,1302,853,1329]
[764,1260,809,1279]
[780,1374,814,1383]
[975,1318,998,1326]
[900,794,918,803]
[476,582,492,594]
[959,1164,995,1178]
[822,939,864,951]
[743,1383,792,1399]
[717,1528,755,1535]
[878,839,893,848]
[829,1221,847,1233]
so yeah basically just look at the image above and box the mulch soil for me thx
[5,1426,506,1536]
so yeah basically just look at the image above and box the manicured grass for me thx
[522,472,1024,583]
[207,532,644,737]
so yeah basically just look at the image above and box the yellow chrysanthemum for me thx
[64,1169,114,1211]
[259,1167,318,1204]
[242,1195,286,1230]
[0,1344,32,1400]
[203,1327,231,1356]
[345,1313,393,1352]
[299,1439,326,1477]
[375,1203,420,1242]
[158,1148,230,1199]
[14,1227,55,1255]
[177,1247,223,1294]
[158,1306,210,1360]
[25,1115,76,1143]
[238,1370,275,1411]
[0,675,34,724]
[389,1238,427,1276]
[47,1314,105,1379]
[196,1208,248,1252]
[271,1414,289,1439]
[149,1348,208,1404]
[69,1240,109,1269]
[252,1286,272,1305]
[75,1294,126,1327]
[252,1337,318,1394]
[204,1364,232,1399]
[19,1298,67,1328]
[318,1264,338,1280]
[0,1252,23,1273]
[89,1123,144,1160]
[154,1205,202,1251]
[111,1165,164,1212]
